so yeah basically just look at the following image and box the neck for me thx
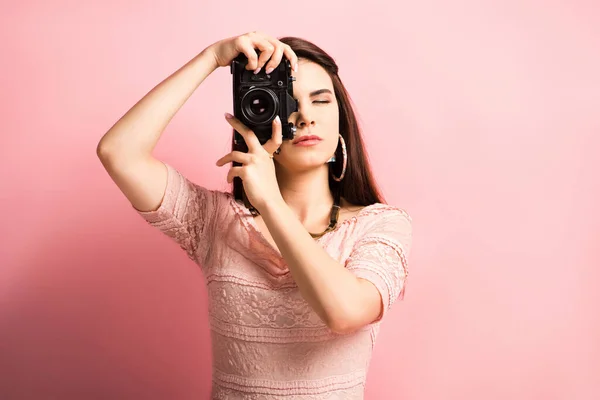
[275,164,334,224]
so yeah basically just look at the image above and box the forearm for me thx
[260,199,364,332]
[97,48,218,161]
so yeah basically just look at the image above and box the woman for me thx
[97,31,412,399]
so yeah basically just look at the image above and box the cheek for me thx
[323,115,340,152]
[324,134,339,155]
[318,107,339,132]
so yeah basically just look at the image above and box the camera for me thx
[230,52,298,146]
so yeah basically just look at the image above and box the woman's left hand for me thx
[216,113,284,212]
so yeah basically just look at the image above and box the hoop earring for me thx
[331,133,347,182]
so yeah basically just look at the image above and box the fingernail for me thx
[274,115,280,124]
[265,67,274,74]
[253,67,261,74]
[225,112,233,119]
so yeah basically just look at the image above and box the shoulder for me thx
[353,203,413,251]
[339,197,412,234]
[341,198,411,223]
[356,203,412,230]
[367,203,412,222]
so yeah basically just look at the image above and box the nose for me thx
[292,109,315,129]
[297,119,315,128]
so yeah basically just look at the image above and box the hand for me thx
[205,31,299,74]
[216,113,284,212]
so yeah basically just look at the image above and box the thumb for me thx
[263,115,283,155]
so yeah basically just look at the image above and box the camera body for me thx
[230,52,298,146]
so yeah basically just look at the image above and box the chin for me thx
[277,154,331,172]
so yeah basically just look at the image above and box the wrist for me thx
[199,46,219,71]
[256,196,287,217]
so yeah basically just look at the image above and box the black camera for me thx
[230,52,298,146]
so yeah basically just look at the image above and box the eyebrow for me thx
[309,89,333,97]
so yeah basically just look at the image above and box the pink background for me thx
[1,1,599,399]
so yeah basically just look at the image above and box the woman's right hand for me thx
[206,31,298,75]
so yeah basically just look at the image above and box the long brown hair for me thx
[231,36,385,207]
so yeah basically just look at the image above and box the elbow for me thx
[320,275,375,334]
[96,139,134,167]
[96,139,115,163]
[96,137,149,166]
[328,321,350,335]
[325,298,380,334]
[326,312,361,335]
[328,319,359,335]
[324,282,368,335]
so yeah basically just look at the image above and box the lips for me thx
[292,134,322,144]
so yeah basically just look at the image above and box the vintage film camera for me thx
[230,52,298,147]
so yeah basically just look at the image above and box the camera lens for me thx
[250,96,268,115]
[241,88,278,124]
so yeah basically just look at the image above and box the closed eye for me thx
[313,100,330,104]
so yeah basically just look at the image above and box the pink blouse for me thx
[137,163,413,399]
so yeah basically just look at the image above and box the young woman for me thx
[97,31,412,399]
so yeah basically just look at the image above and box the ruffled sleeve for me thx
[345,207,413,323]
[135,162,229,264]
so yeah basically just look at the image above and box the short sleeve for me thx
[135,162,228,263]
[345,208,413,323]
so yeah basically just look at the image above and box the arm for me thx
[97,32,298,213]
[260,200,411,334]
[96,49,219,212]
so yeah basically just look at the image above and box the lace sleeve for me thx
[135,162,226,263]
[346,208,413,323]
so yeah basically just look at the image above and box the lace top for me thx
[137,163,413,400]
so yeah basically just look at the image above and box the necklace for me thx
[308,202,340,238]
[247,190,342,239]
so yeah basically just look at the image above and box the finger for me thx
[281,44,299,72]
[236,37,259,71]
[226,166,245,184]
[263,43,285,75]
[216,150,253,167]
[263,115,283,156]
[251,39,275,74]
[224,113,262,153]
